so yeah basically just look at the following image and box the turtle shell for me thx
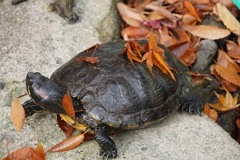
[50,41,192,129]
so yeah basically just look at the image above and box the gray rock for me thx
[191,40,218,74]
[1,0,240,160]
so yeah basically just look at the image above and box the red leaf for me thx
[85,56,100,64]
[62,94,75,121]
[57,114,75,137]
[46,134,85,153]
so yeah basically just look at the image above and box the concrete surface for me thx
[1,0,240,160]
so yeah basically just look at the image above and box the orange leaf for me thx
[183,0,201,22]
[85,57,100,64]
[204,104,218,122]
[122,41,142,66]
[11,97,25,132]
[46,133,85,153]
[35,143,45,160]
[57,114,75,137]
[3,145,45,160]
[181,24,230,40]
[153,51,176,81]
[142,51,154,73]
[75,58,86,61]
[121,26,149,38]
[209,90,240,111]
[146,32,176,80]
[179,48,197,66]
[62,94,75,121]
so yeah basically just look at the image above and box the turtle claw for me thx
[181,100,204,114]
[100,147,117,159]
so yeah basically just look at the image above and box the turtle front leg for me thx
[22,99,46,117]
[95,125,117,159]
[49,0,79,24]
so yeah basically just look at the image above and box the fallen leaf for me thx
[3,144,45,160]
[62,94,75,121]
[35,143,45,160]
[11,97,25,132]
[221,80,238,92]
[215,64,240,86]
[46,133,85,153]
[216,3,240,35]
[57,114,75,137]
[121,26,149,39]
[181,24,230,40]
[121,40,142,66]
[209,90,240,112]
[228,46,240,60]
[183,0,201,22]
[169,42,190,58]
[143,32,176,80]
[204,104,218,121]
[179,48,197,66]
[85,57,100,64]
[117,2,145,26]
[236,119,240,143]
[145,3,179,24]
[226,40,238,51]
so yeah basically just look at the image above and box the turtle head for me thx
[26,72,66,114]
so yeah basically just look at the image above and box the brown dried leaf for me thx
[57,114,74,137]
[62,94,75,121]
[11,97,25,132]
[215,64,240,86]
[216,3,240,35]
[169,42,190,58]
[204,104,218,121]
[226,40,238,51]
[237,119,240,143]
[221,80,238,92]
[145,3,179,23]
[117,2,144,26]
[228,46,240,60]
[46,133,85,153]
[180,48,197,66]
[181,24,230,40]
[216,50,240,73]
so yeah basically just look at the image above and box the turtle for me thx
[22,40,215,159]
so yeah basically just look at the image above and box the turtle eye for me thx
[27,78,34,85]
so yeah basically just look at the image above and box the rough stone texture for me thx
[1,0,240,160]
[191,40,218,74]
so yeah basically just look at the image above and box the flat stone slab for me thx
[1,112,240,160]
[0,0,240,160]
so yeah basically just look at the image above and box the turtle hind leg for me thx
[22,99,46,117]
[95,125,117,159]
